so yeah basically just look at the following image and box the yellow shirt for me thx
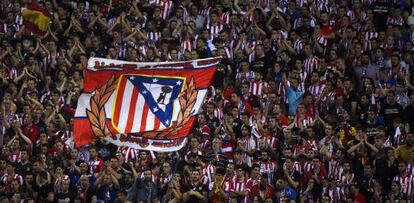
[396,145,414,162]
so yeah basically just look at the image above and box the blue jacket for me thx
[285,86,304,116]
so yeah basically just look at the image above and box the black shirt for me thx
[370,1,389,32]
[252,55,272,77]
[34,183,54,201]
[95,140,118,161]
[55,191,76,203]
[16,161,32,176]
[81,186,97,203]
[182,182,208,203]
[379,101,403,129]
[403,104,414,131]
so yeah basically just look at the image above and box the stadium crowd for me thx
[1,0,414,202]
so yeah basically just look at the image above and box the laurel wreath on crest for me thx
[86,75,197,139]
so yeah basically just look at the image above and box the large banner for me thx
[74,57,220,151]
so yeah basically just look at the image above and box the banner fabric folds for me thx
[73,57,220,152]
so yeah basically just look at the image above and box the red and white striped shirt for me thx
[8,151,21,163]
[88,158,104,177]
[150,0,173,20]
[295,161,313,176]
[147,31,162,43]
[293,161,302,174]
[259,161,276,182]
[246,40,260,62]
[265,136,278,149]
[364,31,378,51]
[203,164,216,184]
[387,16,404,26]
[390,127,404,148]
[219,12,230,25]
[276,83,287,104]
[235,70,255,82]
[408,163,414,176]
[337,172,355,185]
[294,115,314,129]
[229,178,253,203]
[393,174,414,197]
[249,80,268,97]
[328,158,341,179]
[316,36,328,47]
[303,56,319,76]
[1,173,24,185]
[180,37,195,53]
[184,150,203,162]
[2,65,18,81]
[199,7,212,20]
[0,24,7,35]
[308,83,325,99]
[294,39,304,54]
[117,146,139,163]
[206,23,224,38]
[213,108,224,121]
[322,186,344,202]
[347,10,366,22]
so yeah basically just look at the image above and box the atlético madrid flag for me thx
[22,2,52,36]
[74,57,220,151]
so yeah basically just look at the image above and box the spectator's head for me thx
[251,163,260,178]
[89,147,98,159]
[189,137,200,150]
[189,169,200,183]
[10,138,20,152]
[5,162,16,174]
[79,162,89,174]
[391,54,401,68]
[276,178,287,189]
[139,151,148,161]
[79,174,90,189]
[321,194,331,203]
[110,157,120,169]
[406,133,414,146]
[386,90,396,104]
[212,138,222,152]
[24,173,34,185]
[391,181,401,194]
[70,148,78,159]
[226,162,235,175]
[191,49,199,60]
[235,165,245,178]
[196,37,207,50]
[117,189,128,202]
[350,184,361,196]
[284,157,294,170]
[240,124,251,138]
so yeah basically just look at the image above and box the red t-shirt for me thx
[321,24,333,36]
[22,124,40,144]
[354,193,366,203]
[278,114,289,127]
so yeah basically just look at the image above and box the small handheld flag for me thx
[22,2,52,36]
